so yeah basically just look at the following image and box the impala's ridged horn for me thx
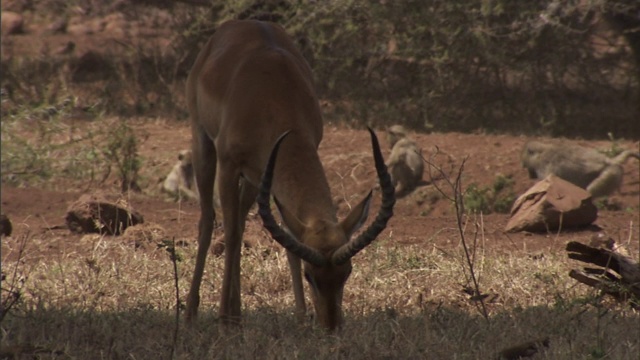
[257,130,328,267]
[331,127,395,265]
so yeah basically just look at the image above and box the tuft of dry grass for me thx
[1,222,638,359]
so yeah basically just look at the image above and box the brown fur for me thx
[184,20,394,331]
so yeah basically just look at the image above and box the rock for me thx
[0,214,12,237]
[66,193,144,235]
[505,175,597,233]
[1,12,24,35]
[121,223,167,249]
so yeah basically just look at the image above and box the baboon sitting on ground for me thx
[160,149,200,202]
[386,125,425,197]
[521,141,640,198]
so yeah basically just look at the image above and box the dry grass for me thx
[2,220,638,359]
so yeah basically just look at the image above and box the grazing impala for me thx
[185,19,395,330]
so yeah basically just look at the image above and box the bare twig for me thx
[422,148,490,322]
[1,233,30,322]
[159,237,182,360]
[170,237,181,360]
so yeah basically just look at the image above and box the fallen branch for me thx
[566,239,640,306]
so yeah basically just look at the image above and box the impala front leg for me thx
[286,251,306,322]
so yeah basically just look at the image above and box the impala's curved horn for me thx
[331,127,395,265]
[257,130,328,267]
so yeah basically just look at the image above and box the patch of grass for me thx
[1,225,638,359]
[463,174,516,215]
[594,197,625,212]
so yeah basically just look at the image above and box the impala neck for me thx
[270,136,337,226]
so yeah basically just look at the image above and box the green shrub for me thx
[464,174,516,214]
[103,121,143,193]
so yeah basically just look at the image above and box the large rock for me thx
[505,175,597,233]
[66,193,144,235]
[1,12,24,35]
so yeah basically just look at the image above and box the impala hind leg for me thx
[186,129,217,324]
[218,176,259,325]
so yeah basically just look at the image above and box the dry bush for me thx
[0,113,147,191]
[3,0,637,138]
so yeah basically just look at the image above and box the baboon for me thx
[160,150,200,202]
[385,125,424,197]
[521,141,640,198]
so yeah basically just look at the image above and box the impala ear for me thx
[340,191,372,238]
[275,197,306,240]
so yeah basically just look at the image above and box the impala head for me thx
[258,127,395,330]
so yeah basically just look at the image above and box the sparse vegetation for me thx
[594,197,624,211]
[1,228,639,359]
[0,235,27,323]
[102,121,144,193]
[0,109,147,192]
[1,0,638,138]
[464,174,516,215]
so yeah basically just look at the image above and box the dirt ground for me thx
[2,123,639,262]
[1,4,639,260]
